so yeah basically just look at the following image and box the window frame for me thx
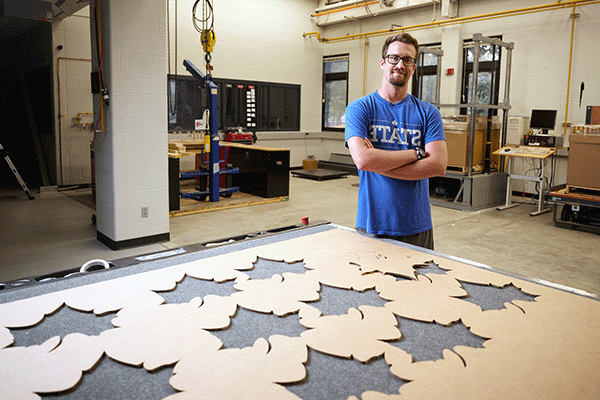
[322,54,349,132]
[460,36,503,116]
[411,43,442,104]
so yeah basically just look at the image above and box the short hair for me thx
[381,33,419,59]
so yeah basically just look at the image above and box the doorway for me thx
[0,18,55,189]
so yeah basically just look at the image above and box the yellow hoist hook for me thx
[201,29,216,71]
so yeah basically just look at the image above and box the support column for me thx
[91,0,169,250]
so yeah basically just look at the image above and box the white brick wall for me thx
[94,0,169,243]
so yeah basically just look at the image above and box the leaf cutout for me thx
[379,274,481,326]
[301,306,400,363]
[232,273,320,316]
[62,267,186,315]
[0,294,64,348]
[166,335,307,400]
[0,333,103,399]
[101,296,235,371]
[184,254,255,283]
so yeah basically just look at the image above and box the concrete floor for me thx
[1,173,598,296]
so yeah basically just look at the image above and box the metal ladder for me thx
[1,142,35,200]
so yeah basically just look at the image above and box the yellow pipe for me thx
[312,1,380,18]
[75,113,94,127]
[99,98,104,132]
[363,37,368,96]
[564,5,577,135]
[303,31,324,41]
[304,0,599,43]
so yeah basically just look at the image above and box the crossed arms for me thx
[347,136,448,180]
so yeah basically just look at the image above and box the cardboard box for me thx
[445,129,486,167]
[567,133,600,190]
[303,159,318,170]
[586,106,600,125]
[443,116,501,167]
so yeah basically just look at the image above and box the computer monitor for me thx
[529,109,557,134]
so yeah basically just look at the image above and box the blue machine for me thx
[181,59,239,202]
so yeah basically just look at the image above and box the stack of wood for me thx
[571,125,600,134]
[168,140,205,158]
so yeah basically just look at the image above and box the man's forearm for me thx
[377,156,446,180]
[358,147,418,174]
[349,137,418,174]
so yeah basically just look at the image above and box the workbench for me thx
[226,142,290,198]
[1,223,599,399]
[493,146,557,216]
[169,141,290,210]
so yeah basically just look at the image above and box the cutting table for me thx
[1,223,599,399]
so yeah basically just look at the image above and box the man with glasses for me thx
[345,33,447,250]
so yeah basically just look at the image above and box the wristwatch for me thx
[415,147,425,160]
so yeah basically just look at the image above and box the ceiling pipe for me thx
[303,0,600,43]
[311,1,380,18]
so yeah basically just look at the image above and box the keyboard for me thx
[513,146,551,156]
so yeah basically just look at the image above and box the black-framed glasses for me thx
[385,55,416,67]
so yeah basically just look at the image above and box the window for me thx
[168,77,206,131]
[412,44,442,104]
[322,54,349,131]
[460,36,502,116]
[268,85,300,130]
[221,83,246,129]
[168,75,300,132]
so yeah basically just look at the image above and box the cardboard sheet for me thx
[1,228,599,399]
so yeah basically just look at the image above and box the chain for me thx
[174,0,178,77]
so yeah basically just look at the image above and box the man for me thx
[345,33,447,250]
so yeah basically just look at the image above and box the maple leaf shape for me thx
[184,252,256,282]
[304,257,394,292]
[351,250,422,280]
[166,335,307,400]
[232,273,320,316]
[101,296,236,371]
[301,305,400,363]
[62,267,185,315]
[0,333,103,399]
[379,274,481,326]
[0,294,64,349]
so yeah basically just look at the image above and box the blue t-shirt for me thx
[344,91,445,236]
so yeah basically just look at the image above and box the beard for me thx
[388,69,409,87]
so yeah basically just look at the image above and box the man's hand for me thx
[347,136,447,180]
[380,140,447,180]
[347,136,418,174]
